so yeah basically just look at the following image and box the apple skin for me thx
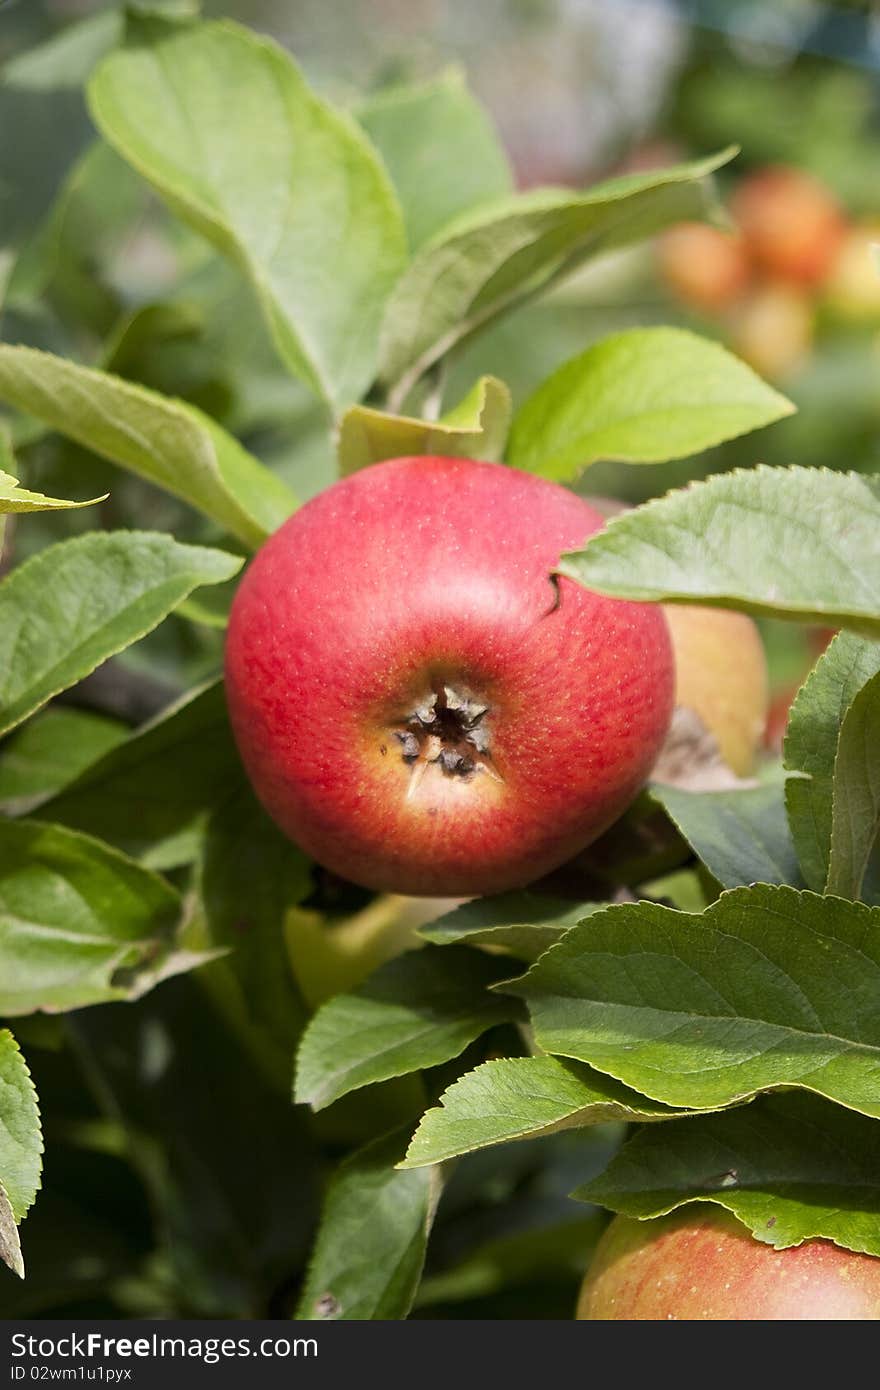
[225,456,674,897]
[578,1208,880,1320]
[657,222,751,313]
[732,166,845,285]
[662,604,769,776]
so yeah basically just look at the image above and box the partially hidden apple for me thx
[587,498,769,779]
[577,1207,880,1320]
[662,604,769,777]
[824,220,880,320]
[727,283,814,381]
[225,457,674,896]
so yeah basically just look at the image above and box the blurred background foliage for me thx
[2,0,879,1318]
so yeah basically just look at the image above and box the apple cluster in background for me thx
[658,164,880,381]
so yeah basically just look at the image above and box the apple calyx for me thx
[392,683,501,797]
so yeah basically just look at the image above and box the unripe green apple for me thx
[577,1208,880,1320]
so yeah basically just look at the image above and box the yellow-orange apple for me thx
[662,603,768,776]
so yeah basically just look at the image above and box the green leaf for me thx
[32,682,242,869]
[558,467,880,635]
[176,580,236,631]
[294,947,519,1112]
[3,9,121,92]
[579,1091,880,1257]
[651,783,803,890]
[0,708,126,816]
[505,884,880,1118]
[0,468,105,515]
[66,974,319,1315]
[88,17,407,412]
[0,1029,42,1279]
[825,672,880,902]
[199,785,310,1090]
[296,1129,440,1320]
[338,376,511,476]
[402,1056,689,1169]
[507,328,793,481]
[6,140,150,335]
[0,346,294,548]
[0,820,183,1015]
[419,892,606,961]
[378,148,734,407]
[0,533,242,739]
[785,633,880,893]
[0,1189,23,1282]
[0,1031,42,1225]
[357,68,513,252]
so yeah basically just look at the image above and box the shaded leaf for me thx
[338,375,511,475]
[579,1090,880,1256]
[785,633,880,893]
[419,892,605,961]
[296,1129,440,1320]
[6,140,150,338]
[0,1189,23,1281]
[88,16,406,411]
[0,821,182,1015]
[651,782,803,889]
[379,149,734,405]
[0,1032,42,1227]
[505,884,880,1118]
[33,682,242,869]
[3,9,121,93]
[176,580,236,631]
[68,974,319,1314]
[507,328,792,481]
[0,346,293,547]
[200,784,311,1090]
[826,671,880,901]
[559,467,880,635]
[0,708,125,816]
[294,947,519,1111]
[0,533,241,738]
[358,68,512,251]
[402,1056,687,1168]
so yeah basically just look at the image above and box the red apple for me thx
[657,222,751,313]
[578,1208,880,1320]
[225,457,674,896]
[732,166,846,285]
